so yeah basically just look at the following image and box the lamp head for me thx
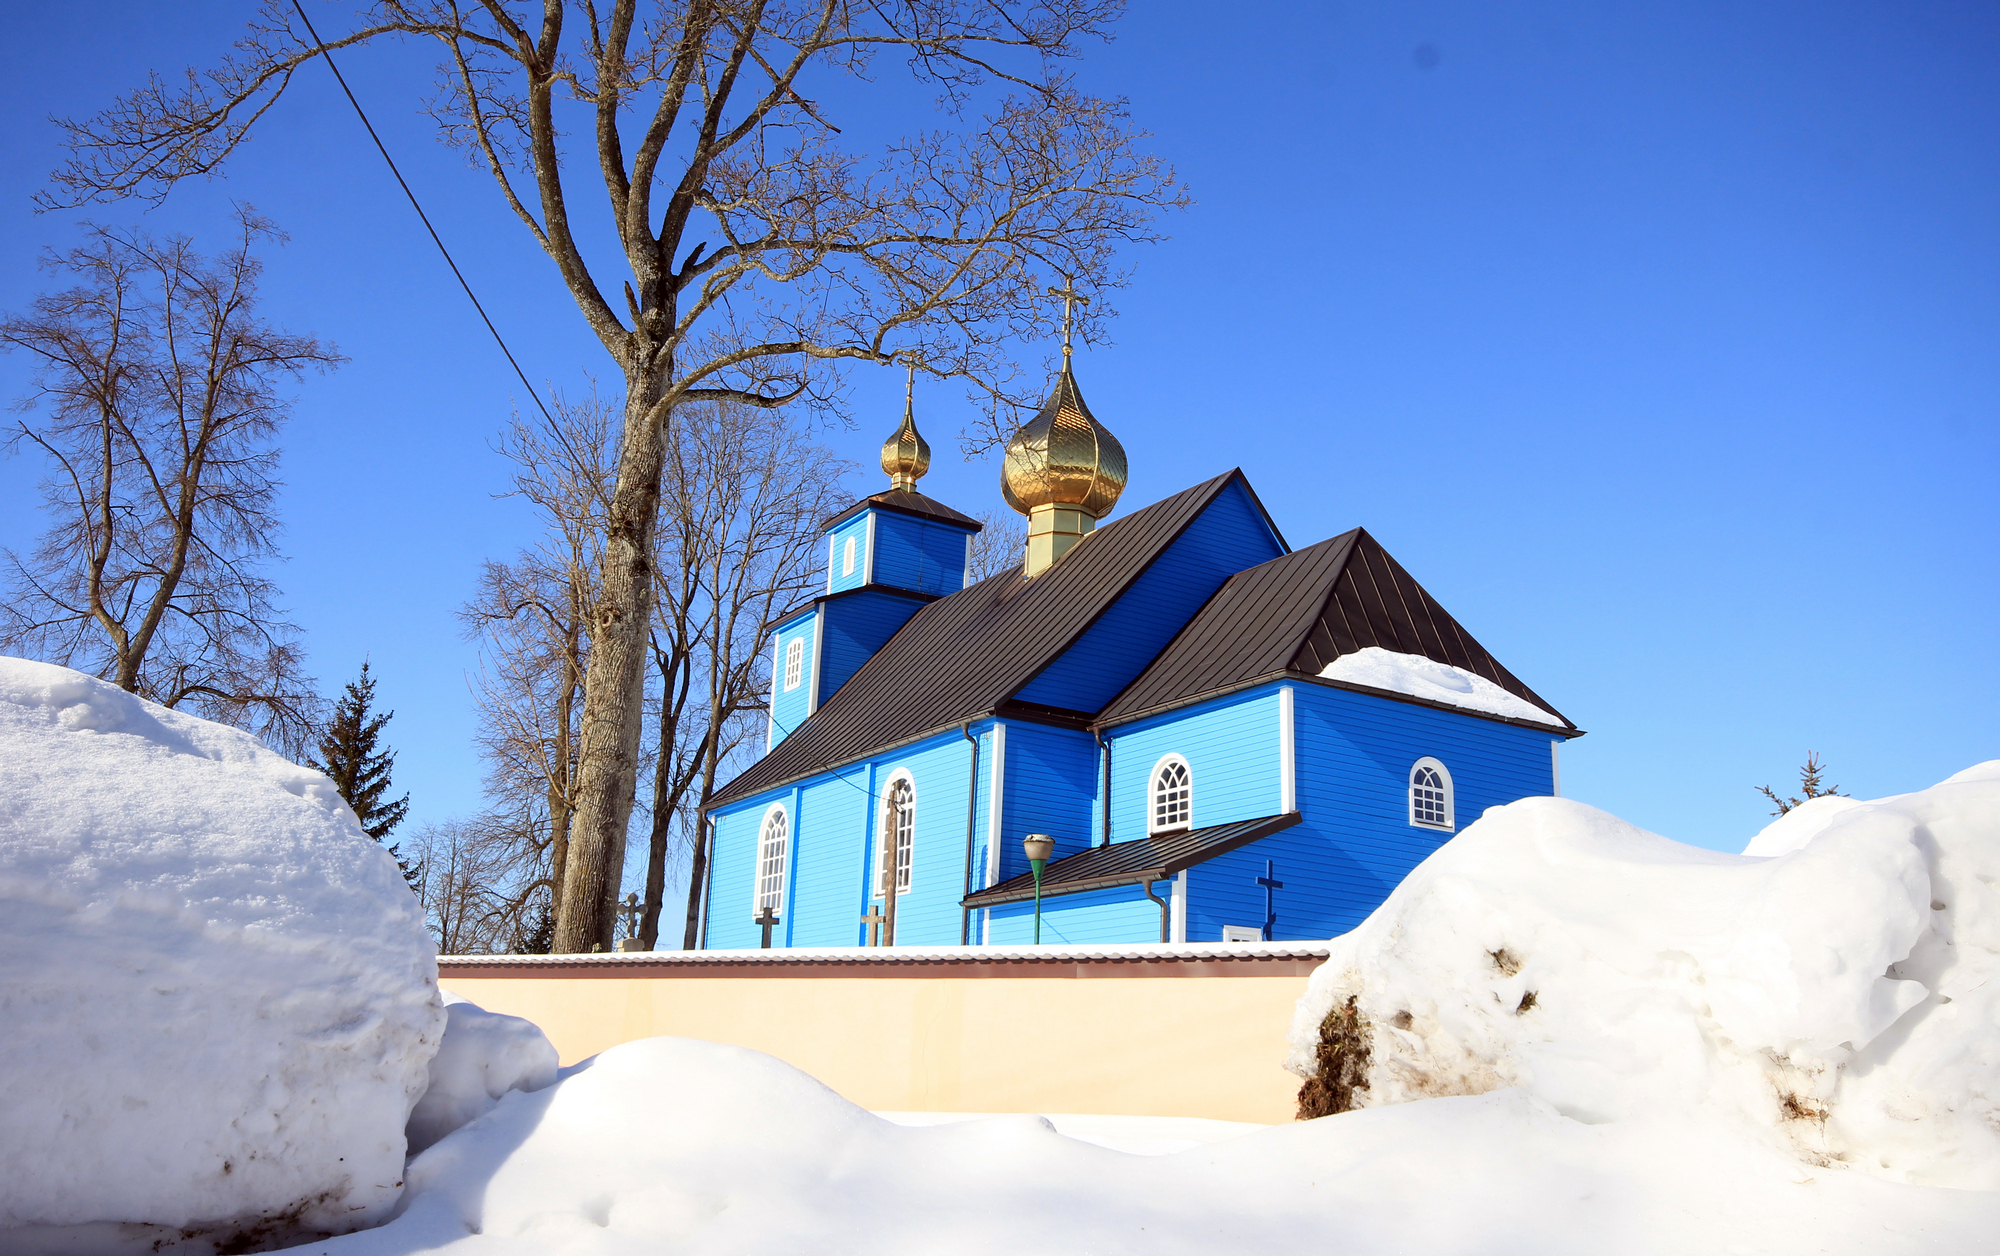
[1022,833,1055,872]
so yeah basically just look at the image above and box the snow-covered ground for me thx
[5,656,1998,1254]
[1319,646,1563,725]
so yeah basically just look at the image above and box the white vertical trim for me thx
[765,637,782,751]
[964,531,975,588]
[1278,684,1296,814]
[826,534,836,594]
[806,611,824,715]
[983,723,1006,945]
[863,511,878,585]
[1170,870,1188,943]
[1551,740,1561,797]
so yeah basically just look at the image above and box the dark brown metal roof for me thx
[1098,527,1575,731]
[962,812,1302,907]
[823,488,982,531]
[707,471,1253,809]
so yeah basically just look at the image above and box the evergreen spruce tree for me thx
[312,662,417,887]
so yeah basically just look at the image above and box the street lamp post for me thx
[1022,834,1055,944]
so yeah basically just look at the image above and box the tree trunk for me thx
[552,380,666,953]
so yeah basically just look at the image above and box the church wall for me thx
[705,792,780,950]
[826,513,872,594]
[1014,478,1285,713]
[1187,683,1565,942]
[989,721,1099,885]
[818,589,929,703]
[786,766,877,947]
[863,728,985,946]
[984,883,1164,945]
[869,512,974,597]
[1102,686,1284,844]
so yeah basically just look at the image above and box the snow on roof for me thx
[1319,646,1564,727]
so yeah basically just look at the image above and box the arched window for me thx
[754,805,789,913]
[1150,755,1192,834]
[877,775,915,895]
[1409,757,1454,830]
[842,536,858,576]
[783,637,804,691]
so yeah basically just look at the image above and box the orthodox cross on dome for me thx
[1048,278,1089,362]
[1257,860,1285,942]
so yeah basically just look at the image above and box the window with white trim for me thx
[783,637,804,691]
[754,805,789,913]
[1409,757,1454,830]
[842,536,857,576]
[877,775,915,895]
[1150,755,1192,834]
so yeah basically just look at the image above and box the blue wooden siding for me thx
[818,589,929,703]
[1102,688,1282,845]
[856,729,986,945]
[985,882,1166,945]
[706,789,787,950]
[990,722,1098,885]
[767,613,818,744]
[827,515,872,594]
[1185,682,1563,942]
[871,511,974,596]
[1015,479,1284,712]
[784,767,876,946]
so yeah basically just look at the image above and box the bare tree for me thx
[48,0,1187,950]
[407,817,539,953]
[642,399,852,949]
[460,388,617,943]
[966,508,1026,582]
[0,211,337,757]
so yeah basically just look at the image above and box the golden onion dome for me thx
[1000,365,1127,518]
[880,393,931,491]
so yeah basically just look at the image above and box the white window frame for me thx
[753,804,789,914]
[1408,756,1455,831]
[1221,925,1262,943]
[783,637,804,692]
[842,534,857,577]
[1148,753,1194,835]
[876,770,916,897]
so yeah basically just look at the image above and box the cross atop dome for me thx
[879,355,931,491]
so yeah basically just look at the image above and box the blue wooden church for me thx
[699,347,1580,950]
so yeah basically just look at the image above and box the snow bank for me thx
[293,1037,2000,1255]
[405,995,559,1156]
[1285,763,2000,1189]
[1318,646,1560,725]
[0,658,443,1247]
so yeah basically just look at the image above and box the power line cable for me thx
[287,0,562,437]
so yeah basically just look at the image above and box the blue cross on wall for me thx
[1256,859,1284,942]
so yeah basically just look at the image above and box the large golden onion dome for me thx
[1000,364,1127,518]
[880,377,931,491]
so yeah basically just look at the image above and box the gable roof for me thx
[822,488,981,531]
[1097,527,1576,732]
[707,470,1266,809]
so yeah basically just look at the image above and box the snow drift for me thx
[1286,763,2000,1189]
[405,995,559,1156]
[0,658,444,1246]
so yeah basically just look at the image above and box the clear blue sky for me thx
[1,1,1993,867]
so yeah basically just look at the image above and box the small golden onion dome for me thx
[880,395,931,491]
[1000,365,1128,518]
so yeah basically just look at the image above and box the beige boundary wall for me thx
[438,942,1326,1125]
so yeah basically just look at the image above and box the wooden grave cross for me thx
[1256,860,1285,942]
[754,906,780,949]
[859,904,888,948]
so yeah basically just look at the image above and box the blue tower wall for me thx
[871,510,975,596]
[826,514,872,594]
[766,611,818,746]
[1015,479,1284,713]
[818,589,930,702]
